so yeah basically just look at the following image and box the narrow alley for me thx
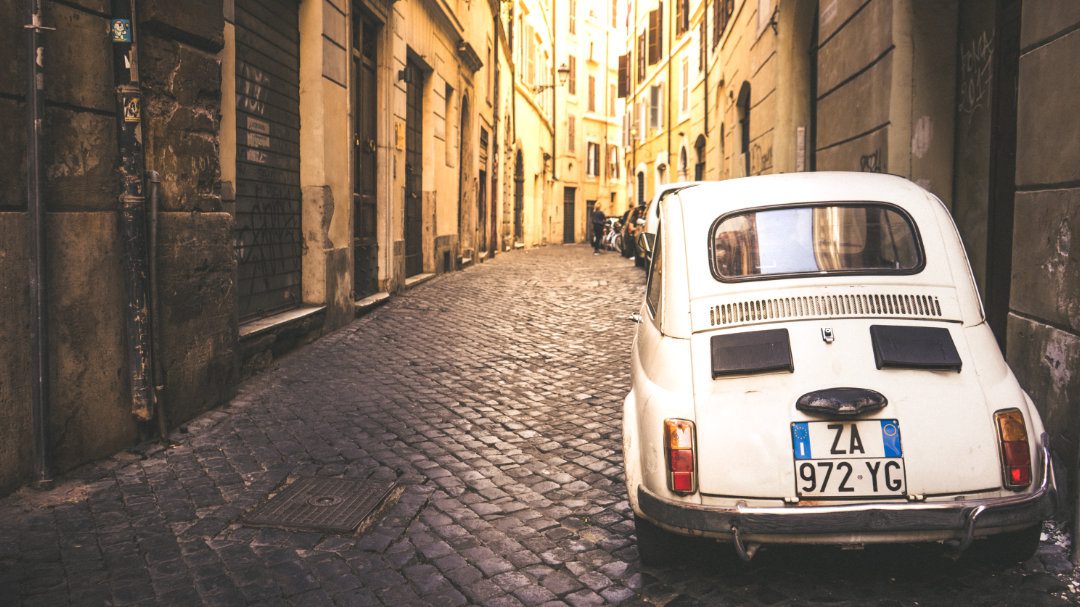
[1,247,1075,606]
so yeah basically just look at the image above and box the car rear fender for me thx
[629,317,698,507]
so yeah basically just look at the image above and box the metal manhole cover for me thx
[243,477,396,533]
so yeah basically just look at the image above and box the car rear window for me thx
[711,203,923,280]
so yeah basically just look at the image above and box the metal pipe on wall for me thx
[25,0,53,489]
[111,0,156,425]
[148,171,168,442]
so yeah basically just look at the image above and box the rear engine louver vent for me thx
[709,293,942,327]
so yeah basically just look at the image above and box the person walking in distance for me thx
[591,207,606,254]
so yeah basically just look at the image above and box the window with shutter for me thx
[637,101,646,141]
[649,85,660,128]
[567,116,575,152]
[699,17,707,70]
[568,56,577,95]
[680,57,689,114]
[588,75,596,112]
[618,54,629,97]
[648,7,662,64]
[637,33,646,82]
[676,0,688,36]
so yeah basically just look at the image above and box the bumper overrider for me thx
[637,433,1056,560]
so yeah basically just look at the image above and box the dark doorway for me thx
[563,187,576,243]
[585,200,597,242]
[737,82,751,176]
[352,12,379,299]
[478,169,488,252]
[404,58,424,277]
[694,135,706,180]
[514,150,524,241]
[490,161,498,252]
[458,96,471,255]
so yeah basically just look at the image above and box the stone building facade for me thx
[624,0,1080,480]
[1,0,234,495]
[0,0,585,494]
[554,0,627,243]
[621,0,709,207]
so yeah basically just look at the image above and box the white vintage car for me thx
[623,172,1056,565]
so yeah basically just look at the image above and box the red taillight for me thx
[664,419,696,494]
[995,409,1032,490]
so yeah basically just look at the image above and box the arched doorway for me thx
[636,171,645,206]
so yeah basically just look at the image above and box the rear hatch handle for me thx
[796,387,888,418]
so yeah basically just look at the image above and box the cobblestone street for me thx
[1,245,1078,606]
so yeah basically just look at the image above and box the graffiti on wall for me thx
[859,149,884,173]
[958,31,994,121]
[750,143,773,175]
[239,62,273,166]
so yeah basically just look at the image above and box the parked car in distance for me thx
[636,181,699,270]
[623,172,1056,566]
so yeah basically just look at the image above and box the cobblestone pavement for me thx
[2,245,1079,606]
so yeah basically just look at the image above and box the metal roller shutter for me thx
[234,0,302,321]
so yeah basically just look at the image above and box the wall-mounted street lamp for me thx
[532,63,570,94]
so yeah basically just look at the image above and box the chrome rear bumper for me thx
[637,433,1056,559]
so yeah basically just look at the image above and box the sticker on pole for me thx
[111,19,131,43]
[123,96,140,123]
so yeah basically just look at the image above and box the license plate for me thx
[790,420,906,497]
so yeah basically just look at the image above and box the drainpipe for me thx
[551,0,557,183]
[25,0,53,489]
[703,1,708,139]
[665,1,672,180]
[148,171,168,441]
[111,0,155,424]
[492,5,500,251]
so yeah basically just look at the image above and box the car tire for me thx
[978,524,1042,565]
[634,514,680,566]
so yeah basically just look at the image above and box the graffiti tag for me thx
[958,31,994,120]
[859,149,884,173]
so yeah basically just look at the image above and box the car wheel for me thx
[978,524,1042,565]
[634,514,680,566]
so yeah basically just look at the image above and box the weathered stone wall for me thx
[0,0,229,495]
[1008,0,1080,473]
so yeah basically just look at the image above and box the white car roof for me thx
[672,172,935,221]
[657,172,985,337]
